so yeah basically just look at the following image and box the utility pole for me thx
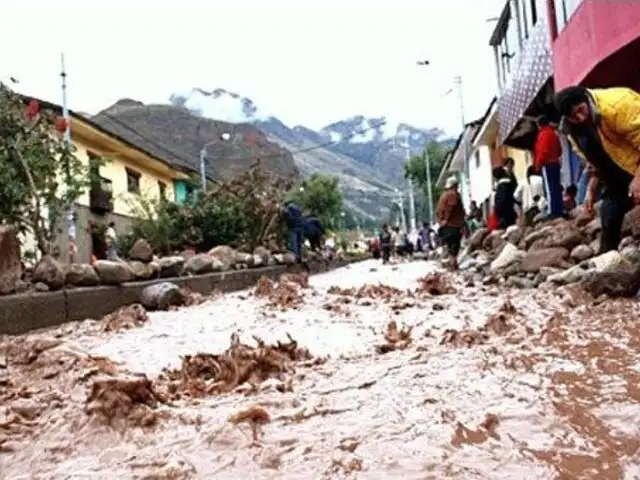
[454,75,470,208]
[405,140,417,233]
[60,53,76,263]
[416,59,435,226]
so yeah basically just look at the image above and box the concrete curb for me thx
[0,258,361,336]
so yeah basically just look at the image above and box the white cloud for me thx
[0,0,505,137]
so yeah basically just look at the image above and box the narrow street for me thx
[2,259,640,479]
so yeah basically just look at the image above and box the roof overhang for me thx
[472,100,498,148]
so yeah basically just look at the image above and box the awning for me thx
[497,18,553,144]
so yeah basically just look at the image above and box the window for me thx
[88,151,101,178]
[554,0,583,32]
[185,184,195,202]
[126,168,141,194]
[158,181,167,200]
[518,0,529,39]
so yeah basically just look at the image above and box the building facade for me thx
[551,0,640,90]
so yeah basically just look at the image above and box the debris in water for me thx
[161,332,311,398]
[102,304,148,332]
[228,405,271,443]
[328,283,405,302]
[416,273,456,295]
[375,320,413,354]
[255,275,305,310]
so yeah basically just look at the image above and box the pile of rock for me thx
[0,231,302,295]
[458,204,640,292]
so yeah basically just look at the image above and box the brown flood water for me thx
[2,260,640,479]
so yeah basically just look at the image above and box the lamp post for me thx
[416,60,434,226]
[199,131,232,192]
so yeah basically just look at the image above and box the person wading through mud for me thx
[556,85,640,253]
[282,200,308,270]
[379,224,392,264]
[534,116,564,218]
[436,176,466,270]
[493,167,518,229]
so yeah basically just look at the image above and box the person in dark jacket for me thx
[303,215,325,251]
[379,224,392,264]
[282,201,304,263]
[493,167,518,229]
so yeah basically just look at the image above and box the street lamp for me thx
[199,131,232,192]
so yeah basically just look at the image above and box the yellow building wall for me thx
[72,134,177,217]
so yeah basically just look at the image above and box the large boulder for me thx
[482,231,505,252]
[490,243,524,272]
[522,226,555,250]
[0,225,22,295]
[530,223,582,251]
[128,239,154,262]
[583,218,602,239]
[65,263,100,287]
[140,282,184,310]
[622,206,640,238]
[32,255,65,291]
[158,256,185,278]
[253,246,271,265]
[621,245,640,264]
[548,264,591,285]
[570,245,594,262]
[587,250,630,272]
[209,245,236,270]
[582,265,640,298]
[183,254,214,275]
[234,251,253,266]
[93,260,135,285]
[520,247,570,273]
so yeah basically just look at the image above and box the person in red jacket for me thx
[534,116,563,218]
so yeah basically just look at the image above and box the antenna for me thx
[60,53,71,144]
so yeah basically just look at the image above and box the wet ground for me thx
[2,259,640,479]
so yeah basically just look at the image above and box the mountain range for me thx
[93,88,451,219]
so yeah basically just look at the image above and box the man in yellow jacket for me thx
[555,86,640,253]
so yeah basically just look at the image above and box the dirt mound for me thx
[416,273,456,295]
[255,276,305,310]
[102,304,148,332]
[85,376,163,429]
[161,333,311,398]
[375,320,413,354]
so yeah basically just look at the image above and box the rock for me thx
[93,260,135,285]
[209,245,236,270]
[621,246,640,264]
[589,238,601,255]
[234,252,253,265]
[212,258,226,271]
[483,231,505,252]
[65,263,100,286]
[548,264,591,285]
[573,206,594,227]
[587,250,630,272]
[158,256,185,278]
[0,225,22,295]
[467,228,489,251]
[183,254,214,275]
[520,247,569,273]
[507,276,535,289]
[490,243,524,272]
[129,260,157,280]
[622,206,640,238]
[584,218,602,239]
[34,282,49,292]
[582,265,640,298]
[140,282,184,310]
[619,236,637,251]
[282,252,297,265]
[505,226,525,245]
[32,255,65,290]
[253,246,271,264]
[523,226,554,250]
[9,398,43,420]
[250,254,264,268]
[570,245,594,262]
[15,280,29,293]
[539,266,565,279]
[531,223,582,251]
[128,239,153,262]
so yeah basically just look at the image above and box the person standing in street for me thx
[493,167,518,229]
[534,116,564,218]
[379,224,392,264]
[303,214,325,252]
[436,176,466,269]
[282,200,305,265]
[555,85,640,252]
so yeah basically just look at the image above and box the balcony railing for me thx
[89,176,113,214]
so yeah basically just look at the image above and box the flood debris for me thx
[451,413,500,447]
[85,375,163,429]
[440,301,520,348]
[161,332,311,398]
[254,275,305,310]
[375,320,413,354]
[228,405,271,443]
[328,283,405,302]
[416,272,456,295]
[102,304,148,332]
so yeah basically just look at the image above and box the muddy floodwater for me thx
[2,259,640,479]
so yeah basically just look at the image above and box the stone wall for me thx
[0,259,353,336]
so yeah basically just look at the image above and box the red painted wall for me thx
[552,0,640,89]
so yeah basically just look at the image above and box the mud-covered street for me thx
[2,259,640,479]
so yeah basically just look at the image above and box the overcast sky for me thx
[1,0,505,136]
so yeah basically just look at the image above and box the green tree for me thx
[404,141,448,223]
[289,174,343,229]
[0,83,95,255]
